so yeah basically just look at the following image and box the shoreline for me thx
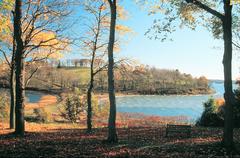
[0,86,62,95]
[0,85,213,97]
[95,91,216,101]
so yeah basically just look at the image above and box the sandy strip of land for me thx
[25,95,58,110]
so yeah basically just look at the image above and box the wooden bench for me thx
[165,124,191,137]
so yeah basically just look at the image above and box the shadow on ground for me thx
[0,127,239,157]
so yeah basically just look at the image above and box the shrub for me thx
[196,86,240,127]
[60,93,86,123]
[33,108,50,123]
[0,92,9,120]
[233,89,240,127]
[92,95,109,118]
[196,98,224,127]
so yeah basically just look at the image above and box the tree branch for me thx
[186,0,224,20]
[25,67,39,87]
[0,49,11,67]
[233,41,240,49]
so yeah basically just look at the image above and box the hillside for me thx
[0,66,212,95]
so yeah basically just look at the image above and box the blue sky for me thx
[118,1,240,80]
[69,1,240,80]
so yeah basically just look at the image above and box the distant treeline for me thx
[95,65,212,95]
[0,62,211,95]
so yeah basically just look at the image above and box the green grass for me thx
[57,67,90,85]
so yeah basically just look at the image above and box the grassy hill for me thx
[57,67,90,85]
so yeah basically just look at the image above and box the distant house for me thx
[50,58,96,68]
[79,59,90,67]
[72,59,81,67]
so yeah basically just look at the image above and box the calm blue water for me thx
[116,82,238,121]
[1,82,238,121]
[25,91,44,103]
[0,89,44,103]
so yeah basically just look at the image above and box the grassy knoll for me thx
[58,67,90,85]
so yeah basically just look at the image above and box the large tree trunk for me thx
[222,0,234,149]
[9,39,16,129]
[9,63,16,129]
[107,0,118,143]
[14,0,25,136]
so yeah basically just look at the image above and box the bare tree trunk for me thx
[222,0,234,149]
[9,63,16,129]
[10,40,16,129]
[14,0,25,136]
[86,4,103,133]
[87,77,93,133]
[107,0,118,143]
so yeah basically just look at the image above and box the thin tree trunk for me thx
[222,0,234,149]
[107,0,118,143]
[86,5,102,133]
[14,0,25,136]
[87,78,93,133]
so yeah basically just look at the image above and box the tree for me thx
[79,0,130,134]
[139,0,238,149]
[184,0,234,149]
[13,0,24,136]
[1,0,70,130]
[80,1,109,133]
[106,0,118,143]
[0,0,15,129]
[12,0,71,135]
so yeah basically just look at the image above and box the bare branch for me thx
[186,0,224,20]
[25,67,39,87]
[0,49,11,67]
[233,41,240,49]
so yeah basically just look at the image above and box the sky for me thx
[70,1,240,80]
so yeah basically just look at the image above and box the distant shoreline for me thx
[0,87,214,97]
[0,86,62,95]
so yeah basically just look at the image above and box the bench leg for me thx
[165,129,168,137]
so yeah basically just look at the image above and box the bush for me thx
[33,108,50,123]
[0,92,9,120]
[196,98,224,127]
[92,95,109,118]
[196,86,240,127]
[233,89,240,127]
[60,93,86,123]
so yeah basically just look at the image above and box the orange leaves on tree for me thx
[29,31,70,60]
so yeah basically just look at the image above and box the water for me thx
[25,91,44,103]
[0,89,44,103]
[1,81,238,121]
[116,82,238,121]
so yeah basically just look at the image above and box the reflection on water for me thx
[116,82,238,121]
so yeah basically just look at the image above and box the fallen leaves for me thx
[0,122,240,157]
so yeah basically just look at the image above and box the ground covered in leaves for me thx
[0,123,240,158]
